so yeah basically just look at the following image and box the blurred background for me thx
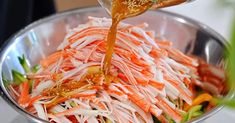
[0,0,235,123]
[55,0,98,11]
[0,0,97,43]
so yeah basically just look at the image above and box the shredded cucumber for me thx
[32,64,40,73]
[18,55,30,73]
[182,105,203,122]
[12,69,27,85]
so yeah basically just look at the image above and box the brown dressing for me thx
[103,0,153,75]
[102,0,188,75]
[43,72,104,97]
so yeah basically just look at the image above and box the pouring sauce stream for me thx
[103,0,153,75]
[102,0,188,75]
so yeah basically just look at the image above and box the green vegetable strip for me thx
[187,105,203,121]
[12,69,27,85]
[32,64,40,73]
[191,111,203,117]
[182,105,203,122]
[18,55,30,73]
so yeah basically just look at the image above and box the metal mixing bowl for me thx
[0,7,229,123]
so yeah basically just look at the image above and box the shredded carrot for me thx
[28,95,43,106]
[18,82,30,107]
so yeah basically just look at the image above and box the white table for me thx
[1,0,235,122]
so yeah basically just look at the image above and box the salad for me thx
[7,17,226,123]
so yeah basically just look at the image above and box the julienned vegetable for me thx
[7,17,226,123]
[18,55,30,73]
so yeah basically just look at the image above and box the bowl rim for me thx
[0,6,231,123]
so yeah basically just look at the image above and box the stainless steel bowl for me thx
[0,7,229,123]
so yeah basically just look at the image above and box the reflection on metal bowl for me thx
[0,7,231,123]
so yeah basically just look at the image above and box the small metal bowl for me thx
[0,7,230,123]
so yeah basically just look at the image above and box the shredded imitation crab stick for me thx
[11,17,226,123]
